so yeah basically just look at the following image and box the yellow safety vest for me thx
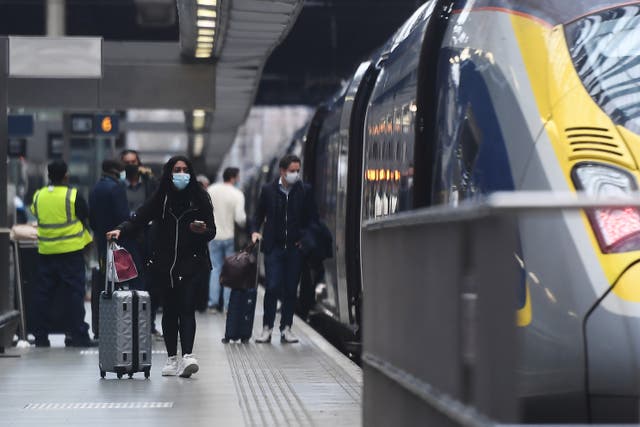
[31,186,93,255]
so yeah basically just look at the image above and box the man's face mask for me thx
[285,171,299,185]
[119,170,127,182]
[172,173,190,190]
[125,164,139,179]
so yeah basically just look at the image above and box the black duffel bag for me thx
[220,241,259,290]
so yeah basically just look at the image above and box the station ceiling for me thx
[0,0,423,105]
[0,0,424,173]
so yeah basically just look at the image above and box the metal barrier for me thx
[0,228,19,353]
[361,192,640,426]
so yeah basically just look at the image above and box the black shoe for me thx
[66,338,98,348]
[35,338,51,348]
[221,338,230,344]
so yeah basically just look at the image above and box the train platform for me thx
[0,295,362,427]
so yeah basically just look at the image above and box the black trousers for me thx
[162,276,197,356]
[33,251,90,341]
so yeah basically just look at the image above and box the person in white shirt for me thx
[206,167,246,312]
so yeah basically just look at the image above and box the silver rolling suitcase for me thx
[98,243,152,379]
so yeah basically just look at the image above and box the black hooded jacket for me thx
[117,165,216,287]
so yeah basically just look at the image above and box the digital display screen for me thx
[71,115,93,134]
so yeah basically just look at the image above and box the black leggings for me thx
[162,278,197,356]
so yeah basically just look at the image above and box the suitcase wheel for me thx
[117,372,123,379]
[128,373,134,379]
[144,368,150,379]
[100,370,106,379]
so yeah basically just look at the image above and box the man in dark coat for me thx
[251,154,318,344]
[89,159,130,338]
[89,159,130,262]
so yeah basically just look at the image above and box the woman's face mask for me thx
[285,171,299,185]
[172,173,190,191]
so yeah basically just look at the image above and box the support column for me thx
[46,0,66,37]
[0,37,10,324]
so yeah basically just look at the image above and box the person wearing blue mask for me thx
[106,156,216,378]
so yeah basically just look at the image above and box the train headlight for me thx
[573,163,640,253]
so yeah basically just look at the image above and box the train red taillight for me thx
[572,163,640,253]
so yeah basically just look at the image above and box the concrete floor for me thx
[0,300,362,427]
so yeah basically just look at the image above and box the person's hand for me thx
[190,220,207,234]
[106,229,121,241]
[251,232,262,243]
[138,166,153,177]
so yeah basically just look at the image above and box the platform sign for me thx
[9,37,101,79]
[95,114,118,135]
[7,138,26,157]
[70,114,94,135]
[48,133,64,159]
[8,115,33,137]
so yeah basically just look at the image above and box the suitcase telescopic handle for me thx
[104,241,118,296]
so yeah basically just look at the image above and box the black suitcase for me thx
[223,288,257,342]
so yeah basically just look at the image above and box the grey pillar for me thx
[46,0,66,37]
[0,38,9,320]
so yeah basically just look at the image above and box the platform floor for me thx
[0,298,362,427]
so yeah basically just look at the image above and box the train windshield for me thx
[565,5,640,135]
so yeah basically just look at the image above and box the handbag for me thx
[107,241,139,284]
[220,241,259,290]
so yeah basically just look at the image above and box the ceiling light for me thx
[198,28,215,36]
[198,42,214,49]
[197,36,214,43]
[197,9,217,18]
[197,19,216,28]
[193,109,206,118]
[195,52,212,58]
[193,134,205,157]
[197,0,217,5]
[193,115,205,131]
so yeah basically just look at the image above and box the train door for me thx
[342,63,380,329]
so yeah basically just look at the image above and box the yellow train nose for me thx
[612,262,640,302]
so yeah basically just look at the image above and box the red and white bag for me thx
[107,241,138,283]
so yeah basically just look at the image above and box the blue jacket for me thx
[89,175,130,258]
[251,179,318,253]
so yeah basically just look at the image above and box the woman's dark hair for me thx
[153,155,211,207]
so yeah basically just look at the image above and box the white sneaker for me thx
[255,326,273,343]
[178,354,199,378]
[162,355,180,376]
[280,326,299,343]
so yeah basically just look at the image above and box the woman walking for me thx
[107,156,215,378]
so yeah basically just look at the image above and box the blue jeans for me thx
[209,238,235,310]
[263,246,303,331]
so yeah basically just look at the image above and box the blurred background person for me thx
[120,149,162,338]
[30,160,95,347]
[207,167,246,313]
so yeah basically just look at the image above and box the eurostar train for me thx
[294,0,640,422]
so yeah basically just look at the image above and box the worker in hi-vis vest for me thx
[30,160,96,347]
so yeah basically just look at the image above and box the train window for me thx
[394,108,402,135]
[402,104,411,134]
